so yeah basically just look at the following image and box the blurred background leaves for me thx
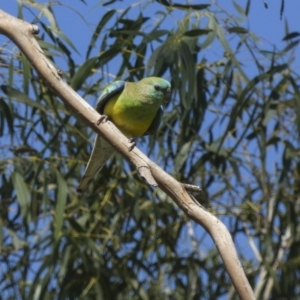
[0,0,300,299]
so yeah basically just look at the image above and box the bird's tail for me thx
[77,135,114,193]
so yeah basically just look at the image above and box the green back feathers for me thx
[95,77,171,137]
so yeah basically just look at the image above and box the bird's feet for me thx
[97,115,108,125]
[128,138,136,151]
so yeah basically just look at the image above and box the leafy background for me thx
[0,0,300,299]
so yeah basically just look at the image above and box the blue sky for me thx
[2,0,299,66]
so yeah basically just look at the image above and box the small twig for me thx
[182,183,202,194]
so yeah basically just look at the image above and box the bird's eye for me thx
[154,85,160,91]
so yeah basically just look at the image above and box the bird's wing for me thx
[77,81,125,193]
[143,105,164,136]
[96,81,125,113]
[77,135,114,193]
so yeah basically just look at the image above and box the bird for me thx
[77,77,171,193]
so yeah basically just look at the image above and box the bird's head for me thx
[139,77,171,104]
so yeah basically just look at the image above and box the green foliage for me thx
[1,0,300,299]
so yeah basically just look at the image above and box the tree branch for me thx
[0,9,255,300]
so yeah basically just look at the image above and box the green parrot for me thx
[77,77,171,193]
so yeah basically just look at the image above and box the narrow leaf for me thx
[183,29,212,37]
[70,57,98,90]
[282,31,300,41]
[12,171,31,222]
[227,27,248,34]
[54,170,68,243]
